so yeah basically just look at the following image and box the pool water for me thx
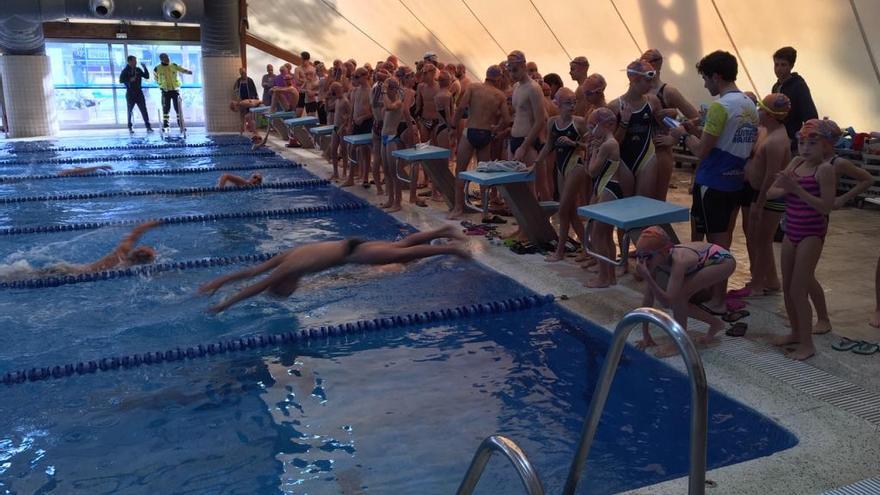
[0,133,797,494]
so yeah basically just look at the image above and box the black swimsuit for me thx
[550,120,582,175]
[345,238,367,255]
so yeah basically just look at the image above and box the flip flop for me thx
[722,310,750,323]
[696,303,726,316]
[483,215,508,224]
[725,322,748,337]
[851,341,879,355]
[831,337,861,351]
[726,299,747,312]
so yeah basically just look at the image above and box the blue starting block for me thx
[266,111,296,119]
[309,124,335,136]
[393,145,455,208]
[249,105,271,114]
[283,116,319,127]
[343,133,373,146]
[577,195,689,266]
[459,169,556,244]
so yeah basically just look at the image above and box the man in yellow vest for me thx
[153,53,193,129]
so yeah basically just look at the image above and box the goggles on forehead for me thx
[626,68,656,79]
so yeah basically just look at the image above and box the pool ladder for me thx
[455,307,708,495]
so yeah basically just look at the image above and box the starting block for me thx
[458,169,557,244]
[392,145,455,208]
[577,195,689,266]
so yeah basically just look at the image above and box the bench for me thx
[458,169,557,244]
[392,145,456,208]
[576,195,689,266]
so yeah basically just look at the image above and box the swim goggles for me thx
[626,69,656,79]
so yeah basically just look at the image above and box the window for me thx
[46,41,205,129]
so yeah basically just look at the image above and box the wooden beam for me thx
[239,0,248,69]
[43,22,200,42]
[244,32,301,66]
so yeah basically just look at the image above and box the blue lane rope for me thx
[0,252,283,289]
[0,149,274,166]
[1,139,249,155]
[0,162,302,183]
[0,178,330,204]
[0,294,556,386]
[0,201,368,236]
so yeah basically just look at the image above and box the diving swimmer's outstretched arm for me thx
[198,252,288,296]
[117,220,163,253]
[206,260,300,313]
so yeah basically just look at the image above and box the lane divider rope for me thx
[0,201,368,236]
[0,161,303,183]
[2,139,249,154]
[0,294,556,386]
[0,252,282,289]
[0,149,275,166]
[0,178,330,204]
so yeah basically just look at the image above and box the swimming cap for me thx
[354,67,368,78]
[582,73,607,93]
[507,50,526,64]
[438,70,452,85]
[570,56,590,67]
[635,226,672,257]
[588,107,617,127]
[627,59,656,79]
[486,65,503,80]
[423,51,438,61]
[641,48,662,63]
[758,93,791,120]
[798,118,841,142]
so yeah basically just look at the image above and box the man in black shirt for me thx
[119,55,153,133]
[771,46,817,152]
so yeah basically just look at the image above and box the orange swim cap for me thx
[582,73,607,93]
[635,226,672,257]
[641,48,662,63]
[798,118,841,143]
[485,65,503,81]
[758,93,791,120]
[626,59,656,80]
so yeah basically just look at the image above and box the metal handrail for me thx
[562,307,708,495]
[455,435,545,495]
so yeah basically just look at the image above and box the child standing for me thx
[767,119,837,360]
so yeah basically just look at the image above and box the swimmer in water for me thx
[37,220,162,277]
[199,225,470,313]
[58,166,113,176]
[217,173,262,187]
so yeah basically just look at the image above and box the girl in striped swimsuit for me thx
[766,119,837,361]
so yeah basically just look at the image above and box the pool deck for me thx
[271,137,880,495]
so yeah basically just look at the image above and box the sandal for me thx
[722,310,750,323]
[851,341,879,355]
[725,322,748,337]
[831,337,861,351]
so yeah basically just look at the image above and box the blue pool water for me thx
[0,134,797,494]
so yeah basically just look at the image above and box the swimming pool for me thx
[0,134,797,494]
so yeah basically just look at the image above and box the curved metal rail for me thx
[562,307,708,495]
[455,435,545,495]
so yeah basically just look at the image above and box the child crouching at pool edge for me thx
[634,226,736,349]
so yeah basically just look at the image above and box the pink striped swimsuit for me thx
[785,164,827,244]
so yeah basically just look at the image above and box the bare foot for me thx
[771,334,799,347]
[376,187,385,195]
[447,209,465,220]
[439,224,467,242]
[379,202,392,209]
[545,253,564,263]
[579,257,598,269]
[653,343,682,358]
[340,180,354,188]
[871,310,880,328]
[450,242,473,259]
[583,277,611,288]
[636,338,657,350]
[784,344,816,361]
[387,205,402,213]
[695,334,720,347]
[573,251,592,263]
[812,319,832,334]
